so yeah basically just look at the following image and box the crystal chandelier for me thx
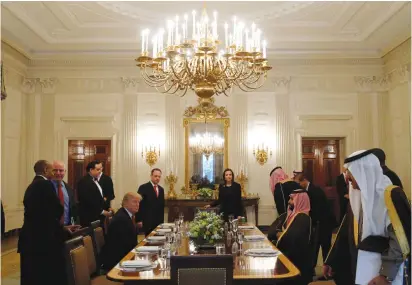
[135,8,272,98]
[189,131,224,159]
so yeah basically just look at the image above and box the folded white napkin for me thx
[160,223,175,228]
[147,236,166,241]
[121,260,152,268]
[157,228,172,233]
[244,235,265,241]
[135,246,159,252]
[244,248,280,256]
[238,225,255,229]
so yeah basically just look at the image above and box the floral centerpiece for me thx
[197,187,213,199]
[188,211,224,245]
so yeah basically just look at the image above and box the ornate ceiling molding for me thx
[38,78,58,94]
[272,77,291,94]
[21,78,37,94]
[354,75,391,92]
[121,77,140,94]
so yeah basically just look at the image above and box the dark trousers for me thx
[20,251,67,285]
[313,224,333,267]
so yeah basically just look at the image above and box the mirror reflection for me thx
[189,122,225,187]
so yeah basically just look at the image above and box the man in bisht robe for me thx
[269,189,313,285]
[323,149,410,285]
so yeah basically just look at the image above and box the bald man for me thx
[101,192,142,270]
[52,161,78,225]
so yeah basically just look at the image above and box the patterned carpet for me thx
[1,247,20,285]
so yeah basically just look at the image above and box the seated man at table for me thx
[270,189,313,285]
[101,192,142,270]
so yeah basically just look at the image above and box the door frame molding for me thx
[294,127,356,170]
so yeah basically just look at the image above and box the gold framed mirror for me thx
[183,98,230,191]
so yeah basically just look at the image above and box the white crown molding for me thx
[298,114,353,121]
[26,57,383,68]
[60,116,115,123]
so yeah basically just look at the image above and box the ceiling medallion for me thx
[135,8,272,98]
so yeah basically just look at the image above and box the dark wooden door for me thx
[301,139,341,223]
[68,140,111,201]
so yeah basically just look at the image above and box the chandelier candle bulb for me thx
[145,30,150,53]
[245,30,249,51]
[184,14,188,40]
[192,10,196,39]
[263,40,267,58]
[213,11,218,38]
[257,29,261,51]
[175,15,179,45]
[167,21,172,47]
[251,22,256,47]
[233,16,237,45]
[224,22,228,48]
[141,31,145,53]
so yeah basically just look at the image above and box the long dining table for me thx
[106,223,300,284]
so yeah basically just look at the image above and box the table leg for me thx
[255,203,259,226]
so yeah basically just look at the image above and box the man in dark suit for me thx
[77,160,112,227]
[294,172,335,269]
[52,160,78,225]
[371,148,403,188]
[336,169,349,224]
[32,159,49,182]
[18,160,78,285]
[136,168,165,236]
[101,192,141,270]
[1,201,5,239]
[97,170,115,210]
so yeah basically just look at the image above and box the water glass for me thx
[237,232,244,255]
[216,243,226,255]
[179,213,184,224]
[165,232,173,246]
[158,247,169,271]
[228,215,234,224]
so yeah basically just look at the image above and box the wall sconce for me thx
[141,145,160,167]
[253,144,272,166]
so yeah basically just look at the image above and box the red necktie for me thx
[57,182,64,225]
[154,185,159,197]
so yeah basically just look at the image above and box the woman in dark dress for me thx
[205,168,243,221]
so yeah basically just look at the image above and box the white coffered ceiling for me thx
[1,1,411,60]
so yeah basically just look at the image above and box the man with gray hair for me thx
[101,192,142,270]
[52,161,78,225]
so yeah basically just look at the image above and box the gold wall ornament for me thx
[142,145,160,167]
[253,145,272,166]
[165,172,178,199]
[184,98,229,120]
[190,183,199,199]
[214,184,220,199]
[236,170,249,198]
